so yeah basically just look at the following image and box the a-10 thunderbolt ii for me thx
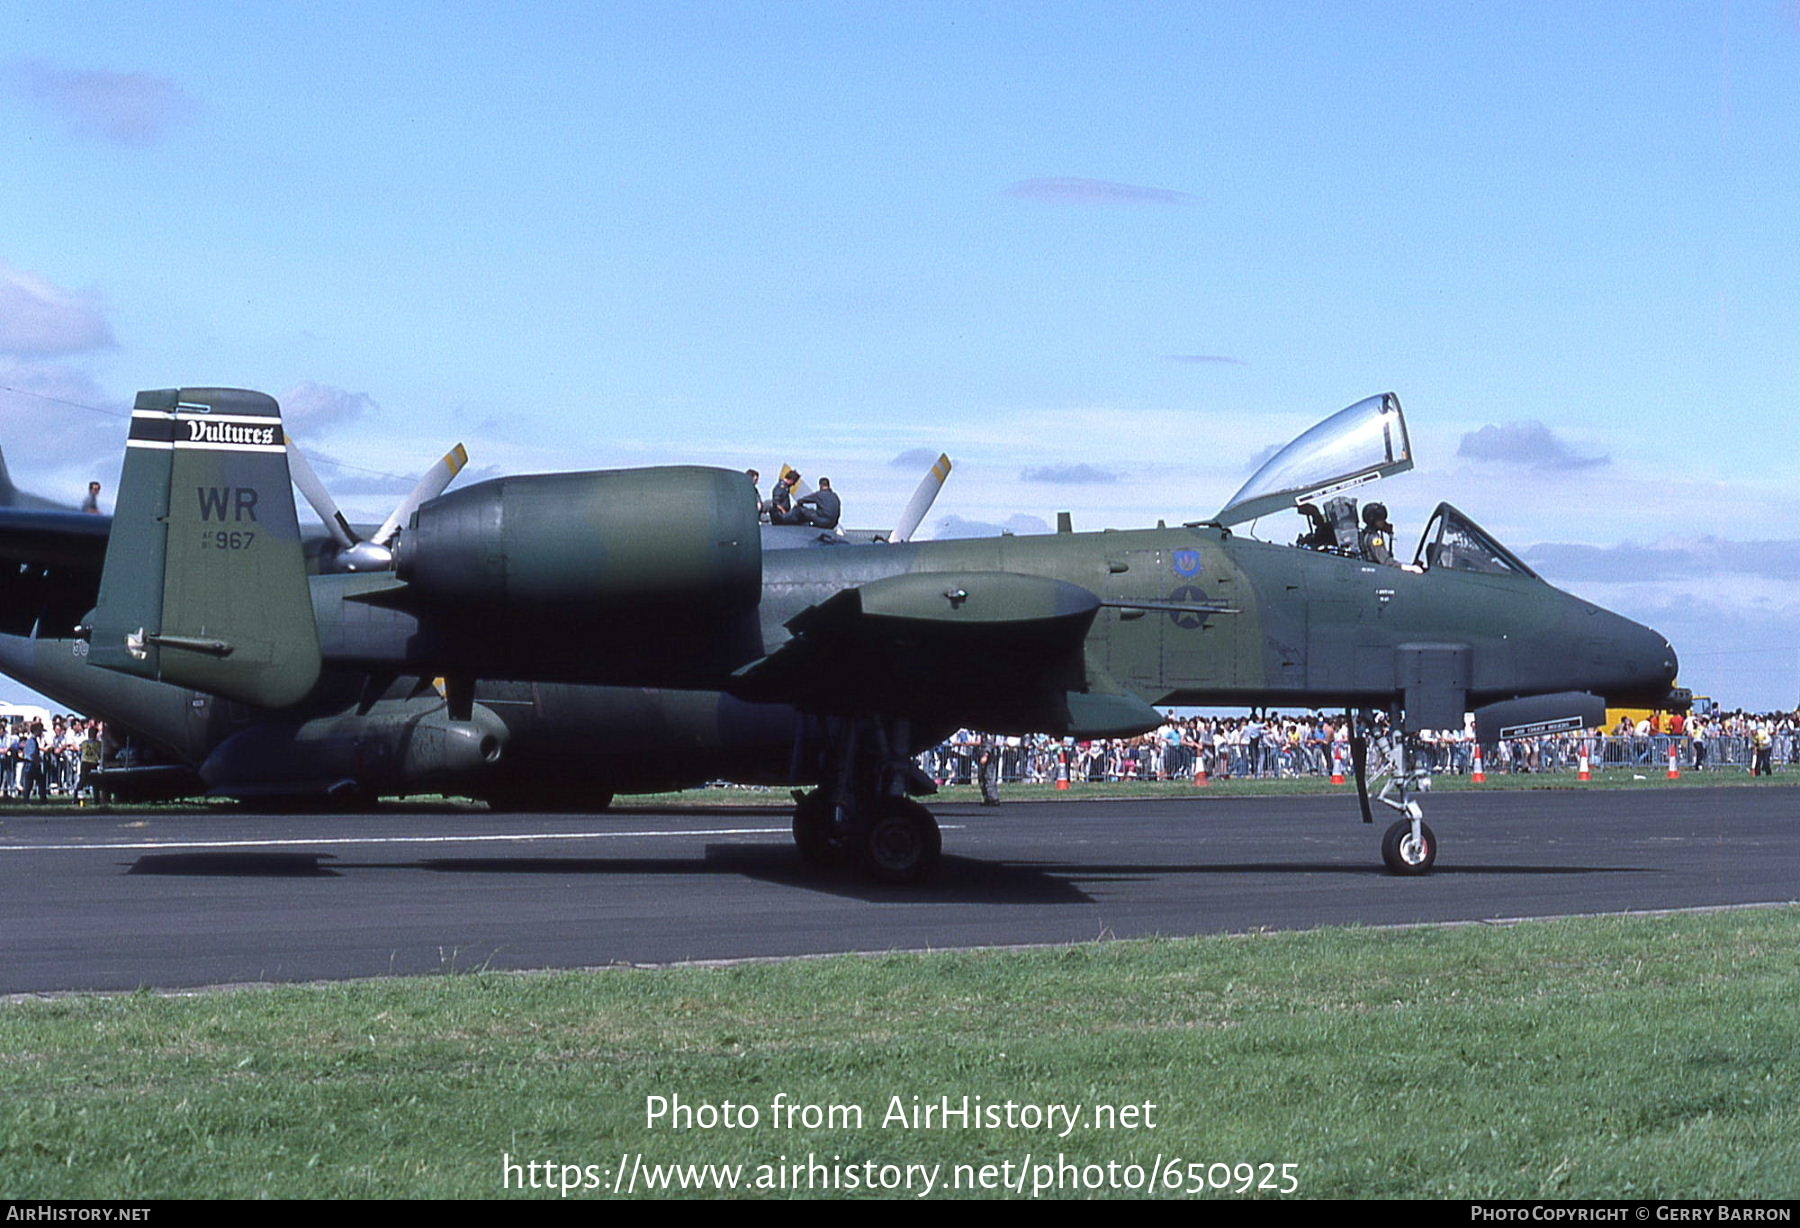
[1,387,1681,882]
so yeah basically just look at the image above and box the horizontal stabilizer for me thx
[86,388,320,708]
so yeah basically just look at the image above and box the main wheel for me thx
[1381,817,1436,875]
[853,798,942,884]
[791,790,840,866]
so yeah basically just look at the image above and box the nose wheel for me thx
[1381,817,1436,875]
[1352,709,1442,876]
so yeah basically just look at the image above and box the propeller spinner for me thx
[285,434,468,572]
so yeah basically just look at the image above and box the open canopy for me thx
[1214,392,1413,527]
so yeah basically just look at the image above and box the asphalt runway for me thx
[1,785,1794,995]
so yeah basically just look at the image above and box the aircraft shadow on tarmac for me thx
[122,846,1653,902]
[122,846,1095,904]
[128,852,343,877]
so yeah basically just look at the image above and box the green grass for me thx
[3,909,1796,1199]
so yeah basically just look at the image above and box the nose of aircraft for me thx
[1591,606,1681,707]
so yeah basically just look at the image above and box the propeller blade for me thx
[891,453,953,543]
[778,463,811,502]
[372,443,468,547]
[284,433,360,549]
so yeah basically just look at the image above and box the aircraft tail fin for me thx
[86,387,320,707]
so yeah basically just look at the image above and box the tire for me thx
[1381,818,1436,875]
[853,798,942,884]
[791,790,840,866]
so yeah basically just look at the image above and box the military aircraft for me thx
[1,388,1681,883]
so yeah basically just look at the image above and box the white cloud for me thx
[1457,421,1608,470]
[13,60,198,146]
[930,513,1052,539]
[0,360,127,502]
[1020,463,1119,485]
[0,261,114,357]
[280,382,376,437]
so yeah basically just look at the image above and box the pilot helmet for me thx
[1363,502,1388,526]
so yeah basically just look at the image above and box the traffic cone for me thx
[1056,748,1071,791]
[1667,743,1680,780]
[1330,742,1346,785]
[1471,743,1487,784]
[1192,755,1209,787]
[1578,746,1592,782]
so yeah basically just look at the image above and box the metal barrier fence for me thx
[919,733,1795,785]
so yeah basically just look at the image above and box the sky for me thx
[0,1,1795,709]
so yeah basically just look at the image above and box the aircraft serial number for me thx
[201,530,257,550]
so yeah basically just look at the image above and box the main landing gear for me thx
[792,715,943,884]
[1350,709,1438,876]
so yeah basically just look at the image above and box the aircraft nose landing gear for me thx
[1353,710,1441,876]
[1380,815,1437,875]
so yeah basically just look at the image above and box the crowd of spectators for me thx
[0,716,105,801]
[921,709,1799,786]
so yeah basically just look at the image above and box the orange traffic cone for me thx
[1193,755,1209,787]
[1056,749,1071,791]
[1667,744,1681,780]
[1330,742,1346,785]
[1578,746,1592,782]
[1471,743,1487,784]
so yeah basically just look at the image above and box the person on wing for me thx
[1359,502,1397,565]
[769,470,806,524]
[746,470,767,521]
[795,476,841,530]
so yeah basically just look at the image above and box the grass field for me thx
[4,908,1796,1200]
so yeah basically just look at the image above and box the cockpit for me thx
[1213,392,1537,578]
[1411,503,1537,577]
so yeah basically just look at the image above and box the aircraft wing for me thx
[0,508,112,572]
[728,569,1162,737]
[0,508,111,640]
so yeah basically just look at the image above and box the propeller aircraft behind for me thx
[0,388,1682,882]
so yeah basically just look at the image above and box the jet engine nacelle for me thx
[1471,691,1607,744]
[394,465,762,620]
[199,699,510,798]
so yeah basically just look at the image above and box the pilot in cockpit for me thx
[1359,502,1397,565]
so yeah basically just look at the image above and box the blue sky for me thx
[1,2,1795,707]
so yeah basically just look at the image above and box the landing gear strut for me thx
[791,715,942,883]
[1351,707,1438,876]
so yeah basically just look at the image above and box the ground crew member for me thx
[796,476,841,530]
